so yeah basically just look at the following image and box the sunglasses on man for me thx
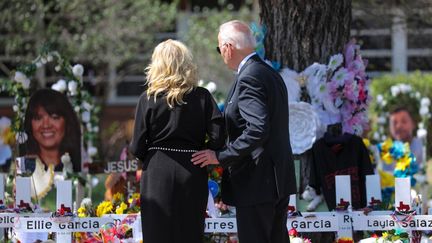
[216,43,231,54]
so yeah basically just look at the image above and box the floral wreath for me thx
[373,83,430,143]
[0,45,100,163]
[377,138,418,205]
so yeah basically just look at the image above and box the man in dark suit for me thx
[192,20,296,243]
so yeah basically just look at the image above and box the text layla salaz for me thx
[368,219,432,229]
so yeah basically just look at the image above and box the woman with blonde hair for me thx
[130,39,224,243]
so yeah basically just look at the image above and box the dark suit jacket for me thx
[216,54,296,206]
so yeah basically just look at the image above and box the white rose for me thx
[82,101,93,111]
[52,79,67,92]
[41,57,47,64]
[376,94,384,103]
[91,177,99,187]
[205,82,217,93]
[55,65,61,72]
[68,80,78,96]
[47,55,53,62]
[14,71,27,83]
[391,86,400,97]
[421,97,430,107]
[12,105,19,112]
[21,78,31,89]
[74,106,80,112]
[81,111,91,123]
[289,102,321,154]
[35,62,43,68]
[418,123,424,129]
[80,198,93,208]
[93,126,99,133]
[72,64,84,77]
[198,80,204,86]
[417,128,427,138]
[86,123,93,131]
[399,83,411,93]
[15,132,28,144]
[61,153,71,164]
[420,106,429,116]
[87,146,98,157]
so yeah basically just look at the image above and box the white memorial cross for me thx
[335,175,353,239]
[56,180,73,242]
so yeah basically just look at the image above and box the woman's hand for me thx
[191,149,220,167]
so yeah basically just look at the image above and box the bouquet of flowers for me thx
[377,139,418,205]
[278,39,372,136]
[95,193,140,217]
[318,39,372,135]
[360,229,409,243]
[74,195,141,242]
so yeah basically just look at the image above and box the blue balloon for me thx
[208,180,219,198]
[217,103,224,112]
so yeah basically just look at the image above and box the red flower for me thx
[288,228,298,237]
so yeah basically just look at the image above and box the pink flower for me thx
[288,228,298,237]
[348,59,365,74]
[344,39,357,66]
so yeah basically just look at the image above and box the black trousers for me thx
[236,197,290,243]
[140,151,208,243]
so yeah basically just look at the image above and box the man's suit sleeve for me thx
[216,75,270,168]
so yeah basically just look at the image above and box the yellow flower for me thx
[2,127,15,145]
[116,202,128,214]
[74,232,83,241]
[362,138,370,148]
[129,193,140,204]
[395,156,411,171]
[379,170,395,188]
[381,139,392,152]
[382,232,389,239]
[113,192,123,203]
[77,207,87,217]
[381,152,394,164]
[96,201,113,217]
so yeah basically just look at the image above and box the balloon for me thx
[208,180,219,198]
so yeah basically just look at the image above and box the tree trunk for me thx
[258,0,352,71]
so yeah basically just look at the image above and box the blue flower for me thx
[390,140,405,159]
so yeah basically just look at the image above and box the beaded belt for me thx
[148,147,198,153]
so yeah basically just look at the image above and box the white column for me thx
[391,8,408,73]
[176,11,190,41]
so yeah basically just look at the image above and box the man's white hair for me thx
[219,20,256,50]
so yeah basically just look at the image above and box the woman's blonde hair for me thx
[145,39,198,108]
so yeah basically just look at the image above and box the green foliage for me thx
[370,72,432,101]
[0,0,177,66]
[183,2,257,94]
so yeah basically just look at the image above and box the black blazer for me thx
[216,54,296,206]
